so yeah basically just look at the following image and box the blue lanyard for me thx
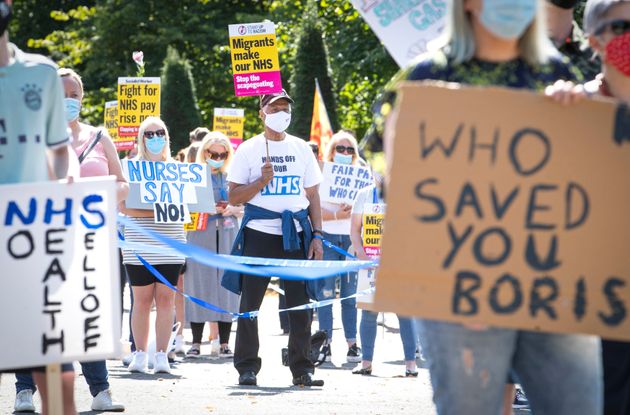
[212,173,228,201]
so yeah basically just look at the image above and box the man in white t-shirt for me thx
[226,89,325,387]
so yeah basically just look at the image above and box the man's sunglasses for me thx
[144,129,166,138]
[594,19,630,36]
[206,149,229,160]
[335,145,355,155]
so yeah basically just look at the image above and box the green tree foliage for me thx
[11,0,397,142]
[288,2,339,139]
[160,46,202,153]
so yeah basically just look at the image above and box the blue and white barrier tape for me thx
[133,249,374,319]
[118,216,377,280]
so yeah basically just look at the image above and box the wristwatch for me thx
[312,229,323,237]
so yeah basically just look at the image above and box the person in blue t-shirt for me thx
[0,2,77,414]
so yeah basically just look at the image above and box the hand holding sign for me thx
[260,161,274,188]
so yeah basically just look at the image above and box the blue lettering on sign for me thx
[261,176,301,196]
[188,164,203,184]
[143,182,158,203]
[80,194,106,229]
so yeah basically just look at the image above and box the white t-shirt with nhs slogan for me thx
[228,133,322,235]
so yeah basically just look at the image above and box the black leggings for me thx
[191,321,232,344]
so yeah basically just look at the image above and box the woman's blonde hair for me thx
[431,0,557,66]
[325,131,359,165]
[58,67,84,97]
[196,131,233,173]
[136,116,172,161]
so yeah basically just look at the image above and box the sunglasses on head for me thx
[595,19,630,36]
[206,149,229,160]
[335,145,355,155]
[144,129,166,139]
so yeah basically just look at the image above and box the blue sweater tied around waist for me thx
[221,203,316,299]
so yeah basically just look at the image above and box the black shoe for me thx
[346,343,362,363]
[292,373,324,387]
[512,386,529,409]
[238,371,257,386]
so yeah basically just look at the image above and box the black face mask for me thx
[548,0,579,9]
[0,1,11,37]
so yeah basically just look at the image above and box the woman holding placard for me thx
[349,179,418,377]
[121,116,186,375]
[371,0,601,414]
[184,131,242,358]
[315,131,362,363]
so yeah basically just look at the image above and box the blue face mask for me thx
[480,0,537,40]
[207,158,225,169]
[145,136,166,155]
[334,152,353,165]
[64,98,81,122]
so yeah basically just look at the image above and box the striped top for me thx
[122,217,186,265]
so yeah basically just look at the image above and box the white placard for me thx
[319,162,374,204]
[351,0,446,67]
[123,159,215,216]
[0,177,121,370]
[357,268,377,304]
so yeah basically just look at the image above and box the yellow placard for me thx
[228,22,282,97]
[105,101,134,151]
[213,108,244,140]
[229,33,280,75]
[362,204,385,258]
[117,77,161,137]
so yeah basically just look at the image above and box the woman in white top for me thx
[316,131,362,363]
[121,117,186,374]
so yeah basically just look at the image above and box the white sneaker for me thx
[154,351,171,374]
[14,389,35,412]
[122,352,134,366]
[128,350,148,373]
[210,339,220,358]
[91,389,125,412]
[174,334,185,354]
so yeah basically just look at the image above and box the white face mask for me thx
[263,110,291,133]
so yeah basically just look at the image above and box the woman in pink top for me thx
[60,68,127,411]
[58,68,128,195]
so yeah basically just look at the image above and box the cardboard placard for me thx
[213,108,245,142]
[105,101,134,151]
[319,161,373,204]
[117,77,161,137]
[350,0,446,68]
[373,83,630,341]
[122,159,216,218]
[0,177,121,370]
[228,22,282,97]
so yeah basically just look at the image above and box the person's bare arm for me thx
[350,212,370,261]
[119,203,154,218]
[100,129,130,203]
[49,145,71,179]
[305,184,323,260]
[228,161,274,205]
